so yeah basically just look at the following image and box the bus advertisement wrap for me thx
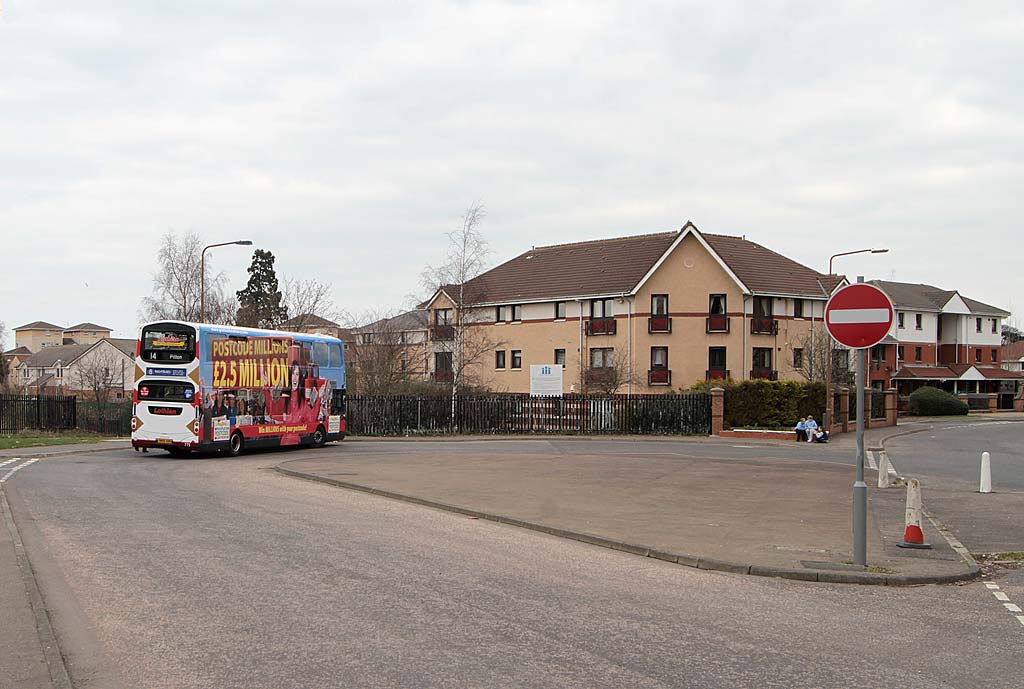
[200,336,336,443]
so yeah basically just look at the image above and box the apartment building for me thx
[349,309,430,387]
[421,222,840,394]
[1001,341,1024,373]
[865,281,1024,401]
[11,321,114,353]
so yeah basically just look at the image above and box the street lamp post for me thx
[824,248,889,428]
[200,240,253,322]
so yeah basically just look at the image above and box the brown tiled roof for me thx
[1002,341,1024,361]
[868,280,1009,316]
[64,322,112,332]
[22,344,93,368]
[894,364,1024,380]
[3,346,32,356]
[281,314,341,329]
[354,309,429,334]
[893,366,958,379]
[14,321,63,331]
[447,224,831,305]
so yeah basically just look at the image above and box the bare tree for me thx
[72,345,130,417]
[140,231,236,325]
[281,277,341,328]
[348,309,429,394]
[581,347,639,394]
[421,203,503,394]
[0,321,10,392]
[794,328,854,385]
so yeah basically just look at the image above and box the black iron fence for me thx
[0,394,77,433]
[870,391,887,420]
[346,393,711,436]
[76,401,133,436]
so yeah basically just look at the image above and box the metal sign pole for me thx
[854,346,867,566]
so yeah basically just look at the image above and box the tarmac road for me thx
[4,444,1024,689]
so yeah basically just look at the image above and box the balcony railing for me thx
[648,315,672,333]
[432,369,453,383]
[706,315,730,333]
[648,368,672,386]
[750,368,778,380]
[705,368,730,381]
[586,318,617,336]
[750,317,778,335]
[430,325,454,341]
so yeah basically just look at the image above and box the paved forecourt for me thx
[279,437,972,583]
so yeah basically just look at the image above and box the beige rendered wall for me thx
[15,329,63,352]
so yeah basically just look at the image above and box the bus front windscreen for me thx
[141,326,196,363]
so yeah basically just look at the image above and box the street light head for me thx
[235,240,253,246]
[870,248,889,254]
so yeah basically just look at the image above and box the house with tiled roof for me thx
[13,321,65,352]
[420,222,845,393]
[865,280,1023,405]
[15,338,136,397]
[1001,340,1024,373]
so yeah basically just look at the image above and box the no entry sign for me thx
[825,283,894,349]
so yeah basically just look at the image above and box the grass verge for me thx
[0,432,114,450]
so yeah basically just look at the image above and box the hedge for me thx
[692,379,826,429]
[907,387,968,416]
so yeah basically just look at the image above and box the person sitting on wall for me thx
[795,417,807,442]
[813,427,830,443]
[804,415,818,443]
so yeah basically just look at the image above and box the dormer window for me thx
[976,317,982,333]
[915,314,922,330]
[897,313,905,329]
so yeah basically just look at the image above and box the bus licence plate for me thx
[157,438,172,445]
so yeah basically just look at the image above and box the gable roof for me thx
[868,280,1009,316]
[14,321,63,331]
[1001,341,1024,361]
[64,322,112,332]
[281,314,341,329]
[443,223,832,306]
[21,343,94,368]
[3,346,32,357]
[106,338,138,357]
[353,309,429,334]
[894,364,1024,380]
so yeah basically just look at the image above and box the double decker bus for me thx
[131,321,346,456]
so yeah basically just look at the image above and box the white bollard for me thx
[878,453,891,488]
[979,452,993,494]
[897,478,931,549]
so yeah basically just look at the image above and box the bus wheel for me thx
[228,432,244,457]
[312,425,327,447]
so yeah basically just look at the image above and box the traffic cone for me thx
[897,478,932,549]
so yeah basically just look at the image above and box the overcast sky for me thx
[2,1,1022,345]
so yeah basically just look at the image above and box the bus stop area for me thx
[276,434,976,585]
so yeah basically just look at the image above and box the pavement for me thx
[277,435,976,584]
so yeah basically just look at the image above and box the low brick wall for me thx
[719,429,795,440]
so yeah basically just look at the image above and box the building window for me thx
[495,350,506,369]
[435,352,452,371]
[992,319,998,334]
[435,309,453,326]
[511,350,522,369]
[897,345,905,361]
[651,347,668,369]
[793,348,803,368]
[496,305,522,322]
[834,349,850,370]
[752,347,772,370]
[400,353,408,372]
[591,299,614,319]
[753,296,773,318]
[709,294,727,315]
[871,345,886,363]
[915,347,922,362]
[554,302,566,320]
[554,349,566,367]
[898,313,905,329]
[56,367,63,378]
[652,295,669,316]
[915,313,922,330]
[590,347,614,368]
[794,299,804,319]
[976,317,982,333]
[991,349,998,363]
[975,349,982,363]
[708,347,727,371]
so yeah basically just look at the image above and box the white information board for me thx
[530,364,563,397]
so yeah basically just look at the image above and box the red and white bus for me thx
[131,321,347,456]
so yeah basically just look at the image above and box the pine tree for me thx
[236,250,288,328]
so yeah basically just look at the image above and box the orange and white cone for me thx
[897,478,932,549]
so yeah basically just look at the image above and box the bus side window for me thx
[312,341,329,367]
[329,343,343,368]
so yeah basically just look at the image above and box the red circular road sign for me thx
[825,283,894,349]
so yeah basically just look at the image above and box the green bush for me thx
[908,387,967,416]
[691,379,826,429]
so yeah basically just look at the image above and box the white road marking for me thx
[0,458,38,483]
[993,591,1010,602]
[0,457,22,469]
[985,583,1000,589]
[827,308,891,324]
[1004,603,1022,613]
[1018,616,1024,627]
[866,451,877,470]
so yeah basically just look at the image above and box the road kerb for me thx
[274,462,979,587]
